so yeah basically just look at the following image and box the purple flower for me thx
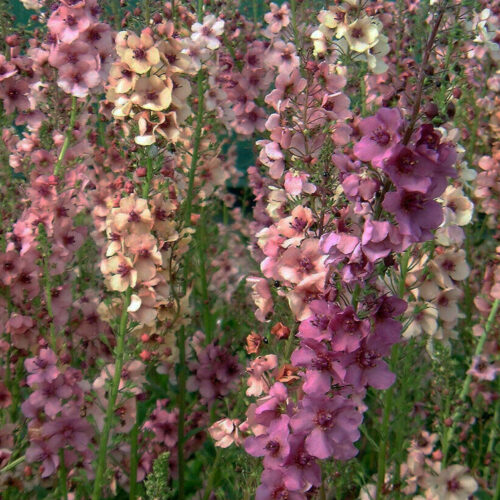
[186,343,241,403]
[290,396,362,460]
[25,349,59,386]
[245,415,291,468]
[256,469,306,500]
[25,440,60,478]
[253,382,290,427]
[42,407,93,452]
[25,375,73,418]
[382,145,433,193]
[353,107,403,167]
[343,336,396,390]
[298,300,341,342]
[282,434,321,490]
[382,189,443,242]
[329,307,370,353]
[291,340,345,395]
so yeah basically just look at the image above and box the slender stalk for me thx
[59,449,68,500]
[129,422,139,500]
[142,156,154,198]
[402,2,447,145]
[376,252,410,499]
[92,288,132,500]
[376,354,395,500]
[0,455,25,474]
[441,298,499,466]
[177,325,187,500]
[111,0,121,30]
[183,70,205,226]
[54,96,78,178]
[201,449,221,500]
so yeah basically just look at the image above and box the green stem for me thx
[402,3,447,145]
[442,298,499,467]
[196,210,211,341]
[0,455,25,474]
[376,355,395,500]
[183,70,205,226]
[54,96,78,178]
[142,155,154,198]
[201,449,221,500]
[111,0,121,30]
[177,325,187,500]
[91,288,132,500]
[59,449,68,500]
[129,422,139,500]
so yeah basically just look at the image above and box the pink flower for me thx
[0,77,31,114]
[246,355,278,397]
[245,414,291,468]
[264,3,291,33]
[47,5,91,44]
[208,418,242,448]
[57,60,100,97]
[290,395,362,460]
[353,107,403,167]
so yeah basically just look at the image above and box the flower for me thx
[131,75,173,111]
[344,17,379,53]
[119,30,160,74]
[425,464,478,500]
[191,14,225,50]
[208,418,242,448]
[264,3,290,34]
[100,253,137,292]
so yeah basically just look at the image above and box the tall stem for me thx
[54,96,78,178]
[183,70,205,226]
[376,252,409,499]
[177,325,187,500]
[441,298,499,467]
[129,422,139,500]
[92,288,132,500]
[402,3,447,145]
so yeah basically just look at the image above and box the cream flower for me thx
[425,464,477,500]
[131,75,173,112]
[344,17,379,53]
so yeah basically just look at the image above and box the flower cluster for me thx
[312,0,389,73]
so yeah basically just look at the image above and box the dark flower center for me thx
[351,28,363,39]
[128,210,141,222]
[133,48,146,60]
[315,409,335,429]
[371,128,390,146]
[265,439,281,455]
[356,349,379,368]
[400,192,425,212]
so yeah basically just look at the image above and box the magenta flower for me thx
[298,300,341,342]
[282,434,321,490]
[290,396,362,460]
[382,145,433,193]
[382,188,443,242]
[353,107,403,167]
[329,307,370,353]
[256,468,306,500]
[25,349,59,386]
[245,415,291,468]
[291,340,345,395]
[25,440,60,478]
[343,336,396,390]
